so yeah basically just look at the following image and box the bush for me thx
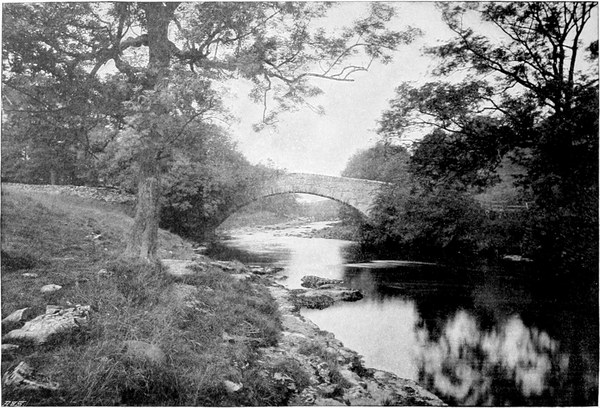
[362,186,491,262]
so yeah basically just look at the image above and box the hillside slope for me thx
[0,185,286,405]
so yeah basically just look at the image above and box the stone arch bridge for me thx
[221,172,388,224]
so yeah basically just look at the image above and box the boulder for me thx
[292,288,363,309]
[2,308,34,325]
[248,265,285,275]
[2,362,59,392]
[3,305,90,346]
[301,275,344,289]
[122,340,166,365]
[209,260,247,273]
[1,344,20,354]
[293,293,335,310]
[327,289,363,302]
[223,380,243,393]
[40,284,62,294]
[45,305,63,314]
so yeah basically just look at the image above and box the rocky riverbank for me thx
[160,258,445,406]
[2,184,443,405]
[2,255,444,405]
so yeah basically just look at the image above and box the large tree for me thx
[3,2,419,262]
[380,2,597,189]
[1,3,123,184]
[342,143,411,184]
[377,2,598,269]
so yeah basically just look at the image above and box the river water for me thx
[206,222,598,406]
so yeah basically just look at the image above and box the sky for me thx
[224,2,598,178]
[223,2,459,177]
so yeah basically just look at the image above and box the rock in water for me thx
[301,275,344,289]
[298,276,363,308]
[293,294,335,310]
[248,265,284,275]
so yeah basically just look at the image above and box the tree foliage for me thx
[339,143,411,226]
[159,138,271,240]
[2,2,418,262]
[342,143,410,184]
[371,2,598,269]
[364,186,489,260]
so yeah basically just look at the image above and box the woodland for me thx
[2,2,598,276]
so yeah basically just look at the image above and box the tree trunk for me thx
[122,3,177,263]
[123,154,161,263]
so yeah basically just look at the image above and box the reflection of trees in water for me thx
[416,311,591,405]
[341,264,597,405]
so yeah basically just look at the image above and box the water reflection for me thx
[277,237,350,288]
[208,232,292,265]
[416,311,564,405]
[338,264,597,405]
[208,227,598,405]
[304,298,421,380]
[210,233,351,288]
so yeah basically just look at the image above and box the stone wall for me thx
[4,173,389,222]
[2,183,135,204]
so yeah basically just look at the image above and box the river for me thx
[206,221,598,406]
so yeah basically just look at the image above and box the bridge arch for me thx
[217,173,387,226]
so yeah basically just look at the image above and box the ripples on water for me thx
[207,226,598,406]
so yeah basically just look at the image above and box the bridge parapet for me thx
[222,172,389,224]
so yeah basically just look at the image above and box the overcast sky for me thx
[224,2,461,176]
[224,2,598,177]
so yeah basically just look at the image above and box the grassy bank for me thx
[0,185,300,406]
